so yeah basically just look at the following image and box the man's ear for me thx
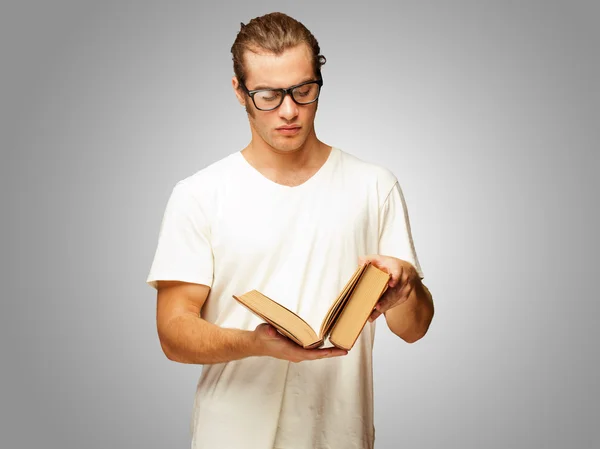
[232,77,245,106]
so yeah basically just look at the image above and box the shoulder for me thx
[336,147,399,197]
[180,151,240,189]
[171,151,241,204]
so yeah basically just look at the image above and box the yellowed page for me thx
[329,265,390,350]
[233,290,320,347]
[318,263,369,338]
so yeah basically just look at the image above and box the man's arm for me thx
[155,280,347,364]
[383,279,434,343]
[374,180,433,341]
[156,281,258,364]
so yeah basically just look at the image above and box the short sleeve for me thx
[378,181,424,279]
[146,181,214,289]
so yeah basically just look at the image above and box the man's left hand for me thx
[358,254,421,322]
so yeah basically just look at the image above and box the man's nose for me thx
[278,94,299,120]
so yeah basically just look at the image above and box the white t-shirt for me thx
[146,147,424,449]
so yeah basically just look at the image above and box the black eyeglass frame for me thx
[240,79,324,111]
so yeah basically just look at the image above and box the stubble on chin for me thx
[244,100,316,154]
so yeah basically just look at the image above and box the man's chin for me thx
[269,137,305,154]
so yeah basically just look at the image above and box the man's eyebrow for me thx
[251,78,315,90]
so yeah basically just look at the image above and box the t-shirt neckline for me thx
[236,146,339,191]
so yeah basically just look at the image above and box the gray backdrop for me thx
[1,1,598,448]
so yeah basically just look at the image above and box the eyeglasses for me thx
[241,79,323,111]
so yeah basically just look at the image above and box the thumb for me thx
[255,323,277,337]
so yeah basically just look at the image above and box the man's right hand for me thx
[252,323,348,363]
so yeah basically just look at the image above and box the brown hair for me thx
[231,12,327,86]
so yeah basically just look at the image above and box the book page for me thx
[318,263,369,338]
[247,305,305,347]
[329,265,390,350]
[233,290,321,347]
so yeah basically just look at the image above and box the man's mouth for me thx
[276,126,301,135]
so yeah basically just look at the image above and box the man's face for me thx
[233,43,319,153]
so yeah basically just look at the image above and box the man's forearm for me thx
[384,281,434,343]
[160,314,259,364]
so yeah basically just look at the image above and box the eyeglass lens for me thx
[253,82,320,110]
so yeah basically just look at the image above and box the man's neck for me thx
[241,136,332,187]
[242,137,329,173]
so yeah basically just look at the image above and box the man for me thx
[146,12,434,449]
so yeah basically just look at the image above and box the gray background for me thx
[1,1,598,448]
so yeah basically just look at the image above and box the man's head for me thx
[231,12,327,153]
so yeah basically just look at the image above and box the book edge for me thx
[232,292,320,347]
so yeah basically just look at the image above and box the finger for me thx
[316,347,347,357]
[367,258,398,286]
[398,281,414,302]
[359,254,381,267]
[389,266,403,288]
[301,348,347,361]
[376,292,395,311]
[395,266,415,291]
[256,323,278,338]
[325,348,348,357]
[368,309,382,322]
[385,284,413,311]
[381,263,401,288]
[375,301,391,315]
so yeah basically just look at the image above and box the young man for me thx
[146,12,434,449]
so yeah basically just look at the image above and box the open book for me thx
[232,263,391,351]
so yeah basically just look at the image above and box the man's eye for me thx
[259,91,281,102]
[295,85,316,98]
